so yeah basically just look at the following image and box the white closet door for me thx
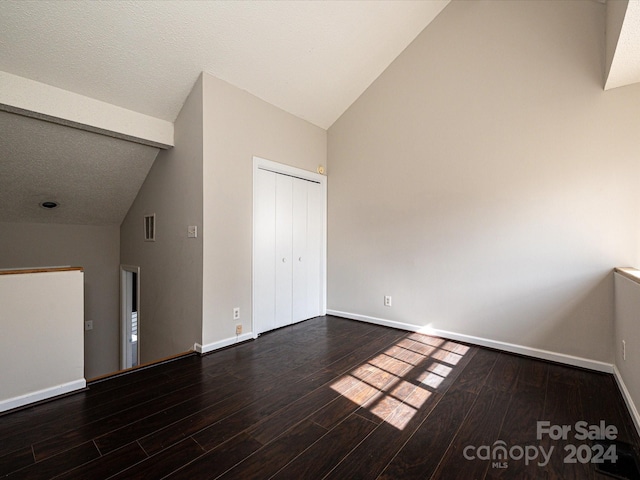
[306,180,323,319]
[292,179,309,323]
[254,169,277,333]
[275,174,293,328]
[254,159,324,336]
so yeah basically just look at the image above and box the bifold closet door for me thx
[275,174,293,328]
[293,179,322,322]
[255,168,322,334]
[254,168,277,333]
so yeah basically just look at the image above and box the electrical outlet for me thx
[623,340,626,361]
[384,296,392,307]
[84,320,93,331]
[236,324,242,335]
[233,307,240,320]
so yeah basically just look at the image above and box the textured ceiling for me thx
[2,0,636,228]
[0,0,449,227]
[0,0,449,129]
[0,112,158,225]
[606,0,640,90]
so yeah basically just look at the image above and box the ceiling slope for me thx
[0,0,449,129]
[0,1,451,227]
[0,111,158,225]
[606,0,640,90]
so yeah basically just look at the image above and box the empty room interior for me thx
[2,0,640,478]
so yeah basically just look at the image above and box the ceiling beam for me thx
[605,0,640,90]
[605,0,629,88]
[0,71,174,149]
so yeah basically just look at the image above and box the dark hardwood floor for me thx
[1,316,638,479]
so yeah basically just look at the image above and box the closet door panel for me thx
[292,179,309,323]
[254,159,324,335]
[254,169,277,334]
[275,174,293,328]
[306,181,323,319]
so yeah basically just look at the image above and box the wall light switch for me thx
[188,226,197,238]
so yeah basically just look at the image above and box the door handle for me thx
[282,257,287,263]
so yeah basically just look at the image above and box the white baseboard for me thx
[0,378,86,413]
[613,365,640,437]
[195,332,254,355]
[326,309,614,374]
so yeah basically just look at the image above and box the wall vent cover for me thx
[144,214,156,242]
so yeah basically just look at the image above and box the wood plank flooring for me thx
[1,315,638,479]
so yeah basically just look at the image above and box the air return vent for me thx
[144,214,156,242]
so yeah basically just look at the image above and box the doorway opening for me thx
[120,265,140,370]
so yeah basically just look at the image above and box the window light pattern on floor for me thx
[331,333,470,430]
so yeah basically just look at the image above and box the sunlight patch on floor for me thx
[330,333,469,430]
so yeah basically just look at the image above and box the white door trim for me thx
[120,264,140,369]
[252,156,327,337]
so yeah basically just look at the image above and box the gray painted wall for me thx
[119,72,326,364]
[327,0,640,364]
[0,222,120,378]
[120,75,204,364]
[201,73,327,346]
[614,273,640,431]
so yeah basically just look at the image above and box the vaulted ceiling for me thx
[0,0,449,129]
[0,0,638,226]
[0,0,449,225]
[0,111,158,225]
